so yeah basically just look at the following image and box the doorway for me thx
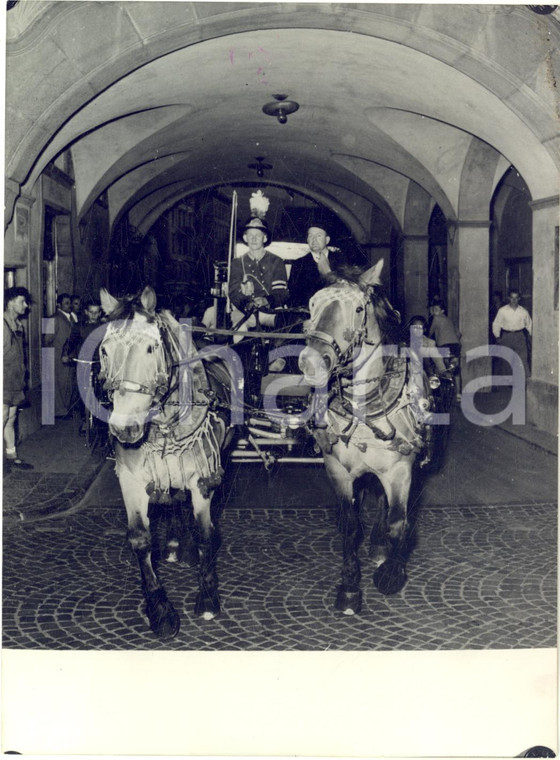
[505,256,533,315]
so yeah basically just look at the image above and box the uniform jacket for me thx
[229,251,288,312]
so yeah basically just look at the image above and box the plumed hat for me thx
[242,216,271,243]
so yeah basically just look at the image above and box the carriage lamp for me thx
[262,94,299,124]
[429,375,441,389]
[418,397,431,412]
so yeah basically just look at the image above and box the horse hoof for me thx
[335,587,362,615]
[146,590,181,639]
[373,559,407,596]
[194,592,220,619]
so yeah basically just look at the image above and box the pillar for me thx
[527,196,559,435]
[447,220,492,389]
[402,235,429,321]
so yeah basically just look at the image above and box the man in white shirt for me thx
[492,289,532,377]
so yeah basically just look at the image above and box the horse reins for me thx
[305,282,404,441]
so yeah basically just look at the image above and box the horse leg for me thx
[365,488,389,567]
[164,497,198,567]
[326,456,362,615]
[117,459,180,638]
[190,481,221,620]
[373,461,412,596]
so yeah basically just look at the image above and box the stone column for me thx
[402,234,428,321]
[447,220,492,389]
[527,196,559,435]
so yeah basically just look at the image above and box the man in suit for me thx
[45,292,80,418]
[288,222,346,309]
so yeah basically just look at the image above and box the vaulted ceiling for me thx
[6,2,560,238]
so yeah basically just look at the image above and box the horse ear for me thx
[359,259,384,287]
[140,286,157,314]
[100,288,119,315]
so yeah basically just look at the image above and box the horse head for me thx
[298,259,400,386]
[99,286,173,444]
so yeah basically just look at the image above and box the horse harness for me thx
[100,312,226,497]
[306,281,429,456]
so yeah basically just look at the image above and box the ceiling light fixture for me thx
[262,94,299,125]
[247,156,273,178]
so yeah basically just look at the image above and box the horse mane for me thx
[105,291,154,323]
[331,264,402,344]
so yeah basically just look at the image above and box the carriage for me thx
[90,259,453,637]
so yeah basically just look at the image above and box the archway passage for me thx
[4,3,559,435]
[108,183,386,306]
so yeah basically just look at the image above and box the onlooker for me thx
[288,222,346,308]
[492,289,532,378]
[228,217,289,322]
[407,315,448,376]
[71,294,82,324]
[76,300,105,435]
[45,292,80,418]
[428,300,462,399]
[3,286,34,471]
[79,300,103,344]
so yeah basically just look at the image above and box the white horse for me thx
[100,286,233,638]
[299,261,431,614]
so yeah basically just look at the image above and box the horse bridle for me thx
[305,283,378,374]
[100,316,175,404]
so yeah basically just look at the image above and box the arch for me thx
[124,179,373,243]
[7,3,559,205]
[490,167,533,313]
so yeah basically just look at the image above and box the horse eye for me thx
[356,306,364,314]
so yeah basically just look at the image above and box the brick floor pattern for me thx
[2,501,556,650]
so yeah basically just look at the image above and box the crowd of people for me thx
[43,293,106,422]
[3,212,533,472]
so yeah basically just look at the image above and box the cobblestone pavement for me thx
[2,399,557,651]
[2,497,556,650]
[2,414,107,526]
